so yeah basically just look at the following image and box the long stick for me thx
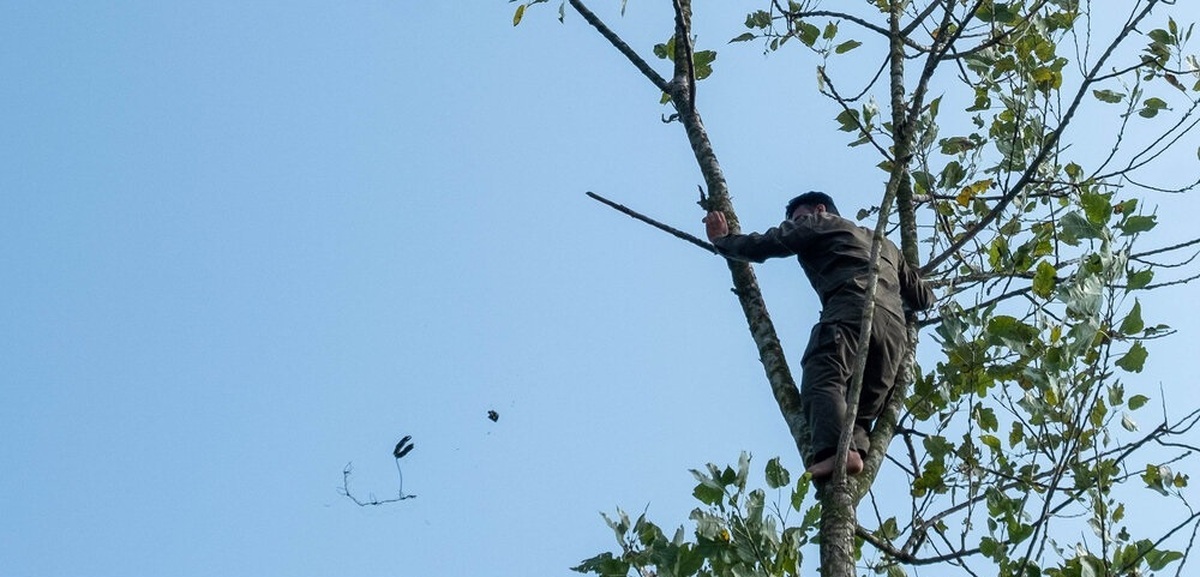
[585,191,717,254]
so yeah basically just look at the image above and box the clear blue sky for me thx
[3,3,1199,576]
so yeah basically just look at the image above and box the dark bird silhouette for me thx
[393,436,414,459]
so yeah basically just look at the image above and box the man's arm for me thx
[898,258,935,311]
[704,211,802,263]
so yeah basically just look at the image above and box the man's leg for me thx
[800,321,863,478]
[855,312,906,453]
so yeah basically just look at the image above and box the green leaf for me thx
[1119,300,1144,335]
[939,161,965,188]
[635,516,659,546]
[745,10,771,29]
[980,536,1000,558]
[939,136,977,155]
[1144,549,1184,571]
[1129,394,1150,410]
[1061,211,1105,242]
[801,503,821,529]
[1090,398,1108,427]
[692,50,717,81]
[729,32,756,43]
[1149,28,1172,45]
[692,482,723,506]
[987,315,1039,347]
[975,406,999,431]
[835,108,861,132]
[1009,421,1025,447]
[1109,382,1126,406]
[1033,261,1057,298]
[571,552,630,576]
[653,38,673,60]
[1143,465,1169,495]
[1121,215,1157,234]
[1126,268,1154,290]
[1093,89,1125,103]
[981,434,1002,452]
[923,435,954,459]
[1115,342,1148,372]
[912,171,935,194]
[1081,192,1112,224]
[1139,97,1168,118]
[735,452,750,488]
[720,464,736,486]
[765,457,790,489]
[978,2,1019,23]
[822,21,838,39]
[877,517,901,540]
[797,22,820,46]
[834,40,862,54]
[512,4,526,26]
[791,477,810,512]
[1031,66,1062,91]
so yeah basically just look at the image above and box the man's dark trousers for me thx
[800,309,907,463]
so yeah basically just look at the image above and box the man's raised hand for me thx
[703,211,729,242]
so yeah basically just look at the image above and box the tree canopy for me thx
[517,1,1200,575]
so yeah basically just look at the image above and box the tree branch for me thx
[857,525,983,566]
[568,0,670,93]
[585,191,717,253]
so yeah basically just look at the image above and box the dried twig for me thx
[586,191,717,254]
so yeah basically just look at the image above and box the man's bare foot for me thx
[806,451,864,480]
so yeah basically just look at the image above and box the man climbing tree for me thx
[516,1,1200,575]
[704,192,933,479]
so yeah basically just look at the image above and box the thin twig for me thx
[339,461,416,506]
[1131,237,1200,259]
[586,191,717,254]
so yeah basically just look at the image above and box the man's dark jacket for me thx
[712,212,933,319]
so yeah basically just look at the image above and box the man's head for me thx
[785,191,839,221]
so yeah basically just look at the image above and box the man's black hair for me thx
[785,191,839,217]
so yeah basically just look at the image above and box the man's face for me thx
[789,204,825,222]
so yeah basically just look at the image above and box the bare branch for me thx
[339,462,415,506]
[919,286,1034,328]
[1124,173,1200,194]
[901,0,946,37]
[585,191,717,253]
[1131,237,1200,259]
[856,524,983,565]
[567,0,670,93]
[787,9,902,43]
[1138,270,1200,290]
